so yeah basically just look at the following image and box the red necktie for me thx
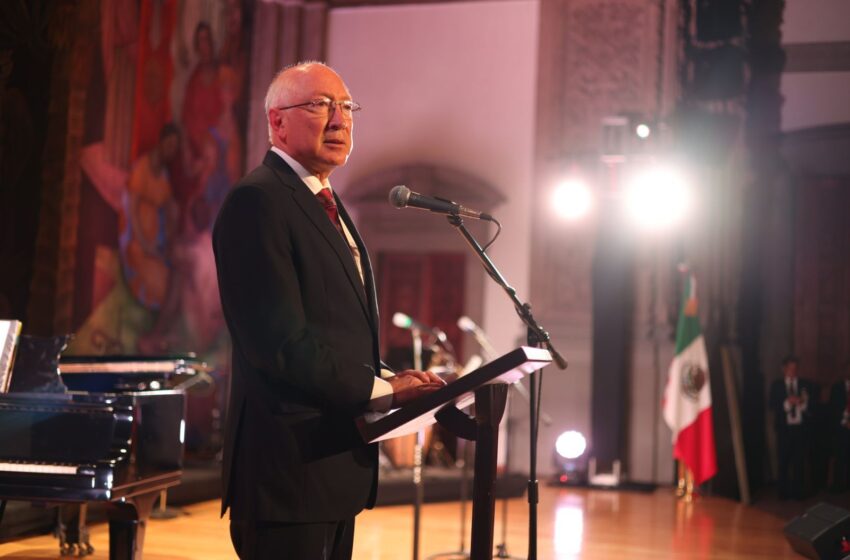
[316,188,362,276]
[316,188,343,235]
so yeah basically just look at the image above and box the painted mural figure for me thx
[120,124,180,311]
[129,0,177,161]
[182,22,222,164]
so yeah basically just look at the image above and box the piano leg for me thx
[107,492,157,560]
[57,503,94,556]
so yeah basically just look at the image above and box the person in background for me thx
[829,364,850,492]
[769,355,815,500]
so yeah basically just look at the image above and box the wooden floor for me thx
[0,485,800,559]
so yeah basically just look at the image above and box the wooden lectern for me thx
[358,347,552,560]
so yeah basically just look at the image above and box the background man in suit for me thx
[213,62,444,559]
[769,355,814,500]
[829,364,850,492]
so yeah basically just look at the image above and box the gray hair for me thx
[264,60,329,143]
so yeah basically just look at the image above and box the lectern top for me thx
[357,346,551,443]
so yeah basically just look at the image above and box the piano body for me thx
[0,342,198,559]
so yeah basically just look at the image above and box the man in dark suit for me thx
[213,62,443,559]
[829,366,850,492]
[769,356,814,499]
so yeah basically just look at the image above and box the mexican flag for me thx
[662,272,717,485]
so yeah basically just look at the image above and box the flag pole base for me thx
[675,462,695,502]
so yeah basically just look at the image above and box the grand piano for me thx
[0,336,202,559]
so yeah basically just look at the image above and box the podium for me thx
[358,347,552,559]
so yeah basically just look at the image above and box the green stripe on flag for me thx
[674,275,702,354]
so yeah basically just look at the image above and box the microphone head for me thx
[392,312,413,329]
[389,185,411,209]
[457,316,477,333]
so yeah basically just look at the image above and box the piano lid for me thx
[59,354,208,374]
[59,355,210,393]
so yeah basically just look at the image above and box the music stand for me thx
[359,347,551,560]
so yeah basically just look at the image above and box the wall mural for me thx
[66,0,251,455]
[68,0,247,355]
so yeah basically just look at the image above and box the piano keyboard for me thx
[0,462,80,475]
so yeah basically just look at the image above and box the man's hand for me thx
[388,370,446,408]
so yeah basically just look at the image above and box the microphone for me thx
[457,316,482,335]
[392,312,447,342]
[389,185,493,221]
[457,315,496,359]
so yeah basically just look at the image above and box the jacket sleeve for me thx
[213,185,374,412]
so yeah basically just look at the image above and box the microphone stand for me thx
[412,329,425,560]
[446,215,567,560]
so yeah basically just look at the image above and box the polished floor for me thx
[0,485,800,559]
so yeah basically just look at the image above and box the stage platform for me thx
[0,484,802,559]
[0,463,524,542]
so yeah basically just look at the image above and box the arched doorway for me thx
[345,163,506,368]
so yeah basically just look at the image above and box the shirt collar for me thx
[270,146,331,196]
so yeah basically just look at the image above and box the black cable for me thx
[481,218,502,252]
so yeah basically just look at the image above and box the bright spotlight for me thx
[552,179,592,220]
[623,166,692,230]
[556,430,587,460]
[553,430,588,486]
[635,123,651,139]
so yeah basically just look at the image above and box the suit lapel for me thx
[263,152,372,324]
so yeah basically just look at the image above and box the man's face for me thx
[269,66,354,180]
[783,361,799,378]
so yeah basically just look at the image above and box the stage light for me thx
[553,430,589,486]
[623,165,692,230]
[635,123,652,139]
[556,430,587,460]
[552,179,593,220]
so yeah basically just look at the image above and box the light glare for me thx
[635,123,651,139]
[556,430,587,460]
[554,503,584,554]
[624,166,692,230]
[552,180,592,220]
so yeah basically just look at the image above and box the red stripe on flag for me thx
[673,407,717,485]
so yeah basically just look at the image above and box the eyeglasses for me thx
[276,98,362,119]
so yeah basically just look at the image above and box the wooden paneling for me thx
[794,176,850,389]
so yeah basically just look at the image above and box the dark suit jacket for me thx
[769,377,816,433]
[829,380,850,428]
[213,151,381,523]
